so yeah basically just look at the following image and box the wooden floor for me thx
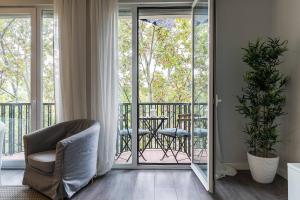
[1,170,287,200]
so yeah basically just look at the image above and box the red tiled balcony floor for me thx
[115,148,207,165]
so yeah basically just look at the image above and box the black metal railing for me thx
[0,103,56,155]
[116,102,208,155]
[0,102,207,157]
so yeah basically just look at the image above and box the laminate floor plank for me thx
[172,170,207,200]
[132,170,155,200]
[1,169,287,200]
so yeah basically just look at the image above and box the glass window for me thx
[41,10,55,128]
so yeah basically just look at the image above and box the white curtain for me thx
[215,94,237,179]
[89,0,118,176]
[54,0,118,176]
[54,0,88,121]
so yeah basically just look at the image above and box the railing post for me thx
[17,104,22,152]
[8,104,14,155]
[1,105,5,155]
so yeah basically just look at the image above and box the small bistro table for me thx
[138,116,169,160]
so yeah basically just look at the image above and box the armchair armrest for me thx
[23,123,67,157]
[54,123,100,191]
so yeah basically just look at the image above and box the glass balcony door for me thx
[137,8,193,165]
[191,0,214,192]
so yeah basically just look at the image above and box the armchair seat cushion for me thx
[28,150,56,173]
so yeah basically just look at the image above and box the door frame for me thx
[190,0,215,193]
[114,3,195,169]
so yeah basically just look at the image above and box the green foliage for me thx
[118,16,209,103]
[194,23,209,103]
[0,13,54,104]
[236,38,288,157]
[0,17,31,102]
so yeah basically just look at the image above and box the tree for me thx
[118,16,209,104]
[0,17,31,103]
[118,17,132,103]
[0,13,55,104]
[194,23,209,103]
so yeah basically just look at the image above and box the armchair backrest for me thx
[63,119,98,138]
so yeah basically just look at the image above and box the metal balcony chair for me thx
[158,114,191,163]
[116,114,150,162]
[193,127,208,158]
[193,114,208,158]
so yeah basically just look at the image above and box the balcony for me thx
[0,102,207,165]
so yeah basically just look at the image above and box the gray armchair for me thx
[23,119,100,200]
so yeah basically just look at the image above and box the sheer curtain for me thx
[54,0,118,176]
[215,94,237,179]
[89,0,118,175]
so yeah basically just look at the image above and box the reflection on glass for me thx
[193,1,209,176]
[42,10,56,128]
[115,12,132,164]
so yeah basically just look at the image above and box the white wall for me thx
[272,0,300,178]
[216,0,273,165]
[217,0,300,178]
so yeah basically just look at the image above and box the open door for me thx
[191,0,214,192]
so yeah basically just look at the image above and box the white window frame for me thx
[0,6,54,169]
[190,0,214,192]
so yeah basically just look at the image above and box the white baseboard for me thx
[224,162,287,179]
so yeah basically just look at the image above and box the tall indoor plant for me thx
[237,38,288,183]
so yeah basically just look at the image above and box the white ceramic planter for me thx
[247,152,279,184]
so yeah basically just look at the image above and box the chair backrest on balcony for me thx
[177,114,192,132]
[118,114,131,134]
[177,114,202,132]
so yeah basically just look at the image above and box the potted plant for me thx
[237,38,289,184]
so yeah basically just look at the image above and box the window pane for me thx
[115,11,132,164]
[41,10,56,128]
[0,14,32,160]
[192,4,209,176]
[138,9,192,164]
